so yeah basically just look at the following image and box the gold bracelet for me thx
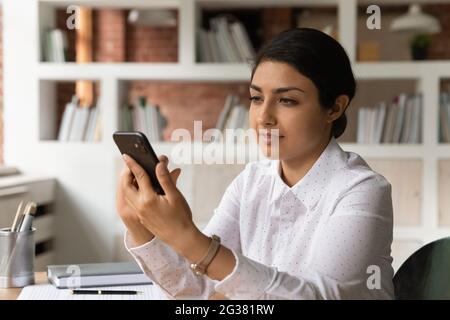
[190,234,221,276]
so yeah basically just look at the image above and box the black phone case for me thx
[113,131,165,195]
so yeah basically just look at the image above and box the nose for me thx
[256,102,276,127]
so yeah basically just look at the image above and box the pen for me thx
[11,201,25,232]
[19,202,37,232]
[71,289,143,295]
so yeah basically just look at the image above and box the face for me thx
[249,60,341,161]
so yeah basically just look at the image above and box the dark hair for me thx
[251,28,356,139]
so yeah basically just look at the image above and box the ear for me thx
[327,95,349,123]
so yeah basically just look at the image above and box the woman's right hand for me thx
[116,155,181,247]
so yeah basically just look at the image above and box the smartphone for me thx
[113,131,165,195]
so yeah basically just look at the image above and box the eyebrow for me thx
[250,84,305,94]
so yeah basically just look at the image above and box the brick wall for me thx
[425,4,450,60]
[126,10,178,62]
[128,82,249,141]
[94,9,126,62]
[261,8,293,43]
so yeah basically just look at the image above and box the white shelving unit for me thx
[4,0,450,268]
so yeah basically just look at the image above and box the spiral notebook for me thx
[18,283,167,300]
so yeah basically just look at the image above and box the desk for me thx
[0,272,47,300]
[0,272,227,300]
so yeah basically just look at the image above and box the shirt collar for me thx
[269,137,348,210]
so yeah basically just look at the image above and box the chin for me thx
[258,142,283,160]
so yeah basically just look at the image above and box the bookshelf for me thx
[4,0,450,271]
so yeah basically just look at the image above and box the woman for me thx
[117,28,395,300]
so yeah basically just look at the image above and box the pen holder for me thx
[0,227,36,288]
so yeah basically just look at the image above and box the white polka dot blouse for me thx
[125,137,395,300]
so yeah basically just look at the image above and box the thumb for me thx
[156,161,178,200]
[170,168,181,186]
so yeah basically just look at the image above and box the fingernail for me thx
[123,154,128,161]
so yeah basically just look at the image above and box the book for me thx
[409,95,422,143]
[215,94,236,131]
[68,106,90,142]
[58,96,78,142]
[374,102,386,143]
[392,94,407,143]
[84,107,99,142]
[47,262,153,289]
[43,29,68,62]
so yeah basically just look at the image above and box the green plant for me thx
[410,34,431,49]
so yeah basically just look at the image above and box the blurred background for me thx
[1,0,450,273]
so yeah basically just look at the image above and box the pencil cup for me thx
[0,227,36,288]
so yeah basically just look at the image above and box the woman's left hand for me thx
[122,154,201,255]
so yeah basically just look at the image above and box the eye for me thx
[249,96,263,104]
[279,98,298,106]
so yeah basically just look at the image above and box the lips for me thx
[258,131,284,144]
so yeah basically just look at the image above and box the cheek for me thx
[284,107,323,133]
[249,106,258,129]
[282,106,328,145]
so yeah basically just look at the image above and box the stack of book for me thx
[58,95,102,142]
[356,93,422,144]
[122,97,167,142]
[197,15,255,63]
[43,28,68,62]
[215,94,249,132]
[440,91,450,143]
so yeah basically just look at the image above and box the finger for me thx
[123,154,156,198]
[120,165,137,191]
[158,155,169,164]
[156,160,179,201]
[170,168,181,186]
[119,165,139,206]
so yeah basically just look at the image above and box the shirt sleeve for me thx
[124,167,244,300]
[214,175,395,300]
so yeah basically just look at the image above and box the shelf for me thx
[38,63,252,81]
[38,61,450,81]
[198,0,340,8]
[37,140,105,147]
[111,141,430,161]
[114,141,264,165]
[394,226,450,242]
[37,141,109,156]
[354,62,450,78]
[340,144,425,158]
[39,0,181,9]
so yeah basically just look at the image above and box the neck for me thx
[280,137,331,187]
